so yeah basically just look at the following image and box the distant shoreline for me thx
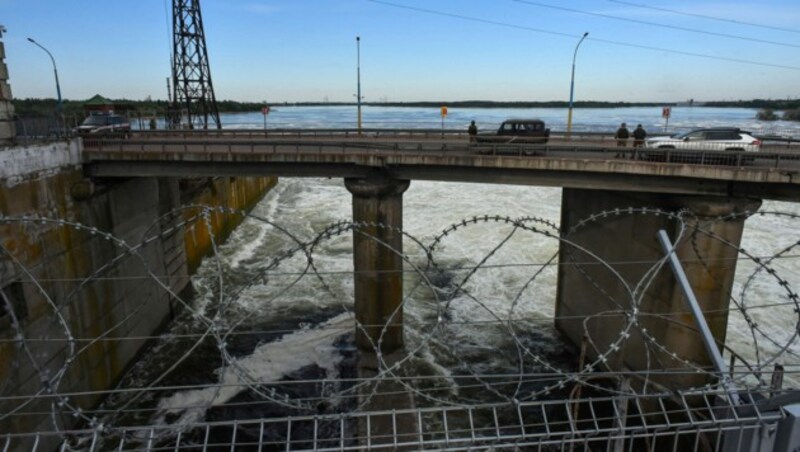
[273,101,672,108]
[12,98,800,118]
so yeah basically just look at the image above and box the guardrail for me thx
[13,116,78,145]
[127,128,800,147]
[129,128,468,139]
[82,137,800,170]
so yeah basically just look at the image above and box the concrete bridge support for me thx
[345,177,410,353]
[555,188,761,391]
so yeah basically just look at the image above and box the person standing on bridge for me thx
[633,124,647,149]
[614,123,629,157]
[468,120,478,143]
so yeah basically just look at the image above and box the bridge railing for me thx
[129,128,469,139]
[127,128,800,149]
[12,115,81,145]
[82,136,800,170]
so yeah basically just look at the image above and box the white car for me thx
[74,113,131,136]
[645,128,761,152]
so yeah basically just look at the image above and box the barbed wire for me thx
[1,203,799,448]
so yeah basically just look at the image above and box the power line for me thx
[365,0,800,71]
[608,0,800,36]
[513,0,800,49]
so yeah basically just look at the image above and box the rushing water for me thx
[93,107,800,446]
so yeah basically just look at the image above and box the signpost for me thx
[262,105,270,132]
[662,106,671,132]
[440,106,447,137]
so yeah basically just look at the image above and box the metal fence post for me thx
[657,230,739,406]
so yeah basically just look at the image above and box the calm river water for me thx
[221,104,800,136]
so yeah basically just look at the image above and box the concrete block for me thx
[0,82,12,100]
[0,101,13,119]
[0,119,15,139]
[109,178,159,241]
[0,42,5,60]
[0,62,7,81]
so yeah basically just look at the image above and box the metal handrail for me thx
[81,136,800,167]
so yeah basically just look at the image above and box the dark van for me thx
[476,119,550,144]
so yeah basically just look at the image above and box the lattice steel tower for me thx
[171,0,221,129]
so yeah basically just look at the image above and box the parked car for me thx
[475,119,550,144]
[645,128,761,152]
[74,113,131,136]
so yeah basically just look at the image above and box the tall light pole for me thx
[356,36,363,134]
[27,37,62,115]
[566,32,588,139]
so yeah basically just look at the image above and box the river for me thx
[91,106,800,447]
[222,104,800,136]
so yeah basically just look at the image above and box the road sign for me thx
[662,106,671,132]
[262,105,270,116]
[441,106,448,117]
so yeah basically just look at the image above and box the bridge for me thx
[4,130,800,451]
[82,130,795,371]
[85,129,800,201]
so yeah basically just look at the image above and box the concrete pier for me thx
[555,188,762,391]
[345,176,410,353]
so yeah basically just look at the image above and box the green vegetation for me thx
[756,108,778,121]
[785,109,800,121]
[11,98,670,118]
[12,98,173,119]
[13,97,800,122]
[705,99,800,110]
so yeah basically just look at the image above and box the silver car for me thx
[645,128,761,152]
[74,113,131,136]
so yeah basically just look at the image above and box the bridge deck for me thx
[83,134,800,201]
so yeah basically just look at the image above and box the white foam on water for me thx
[153,312,353,426]
[173,173,800,420]
[726,199,800,382]
[226,182,288,269]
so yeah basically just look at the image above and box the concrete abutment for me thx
[555,188,762,391]
[0,140,276,449]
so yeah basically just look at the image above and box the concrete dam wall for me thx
[0,140,275,446]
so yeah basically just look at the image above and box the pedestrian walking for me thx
[468,120,478,143]
[633,124,647,149]
[614,123,629,157]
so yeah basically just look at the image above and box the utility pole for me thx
[356,36,363,134]
[566,32,589,139]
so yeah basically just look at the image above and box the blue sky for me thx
[2,0,799,102]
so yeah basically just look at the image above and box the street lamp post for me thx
[27,38,62,111]
[27,37,63,135]
[566,32,589,139]
[356,36,362,134]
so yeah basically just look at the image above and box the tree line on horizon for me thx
[12,97,800,121]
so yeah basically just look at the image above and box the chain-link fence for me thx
[12,114,82,145]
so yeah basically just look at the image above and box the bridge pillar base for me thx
[345,177,410,353]
[555,188,761,391]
